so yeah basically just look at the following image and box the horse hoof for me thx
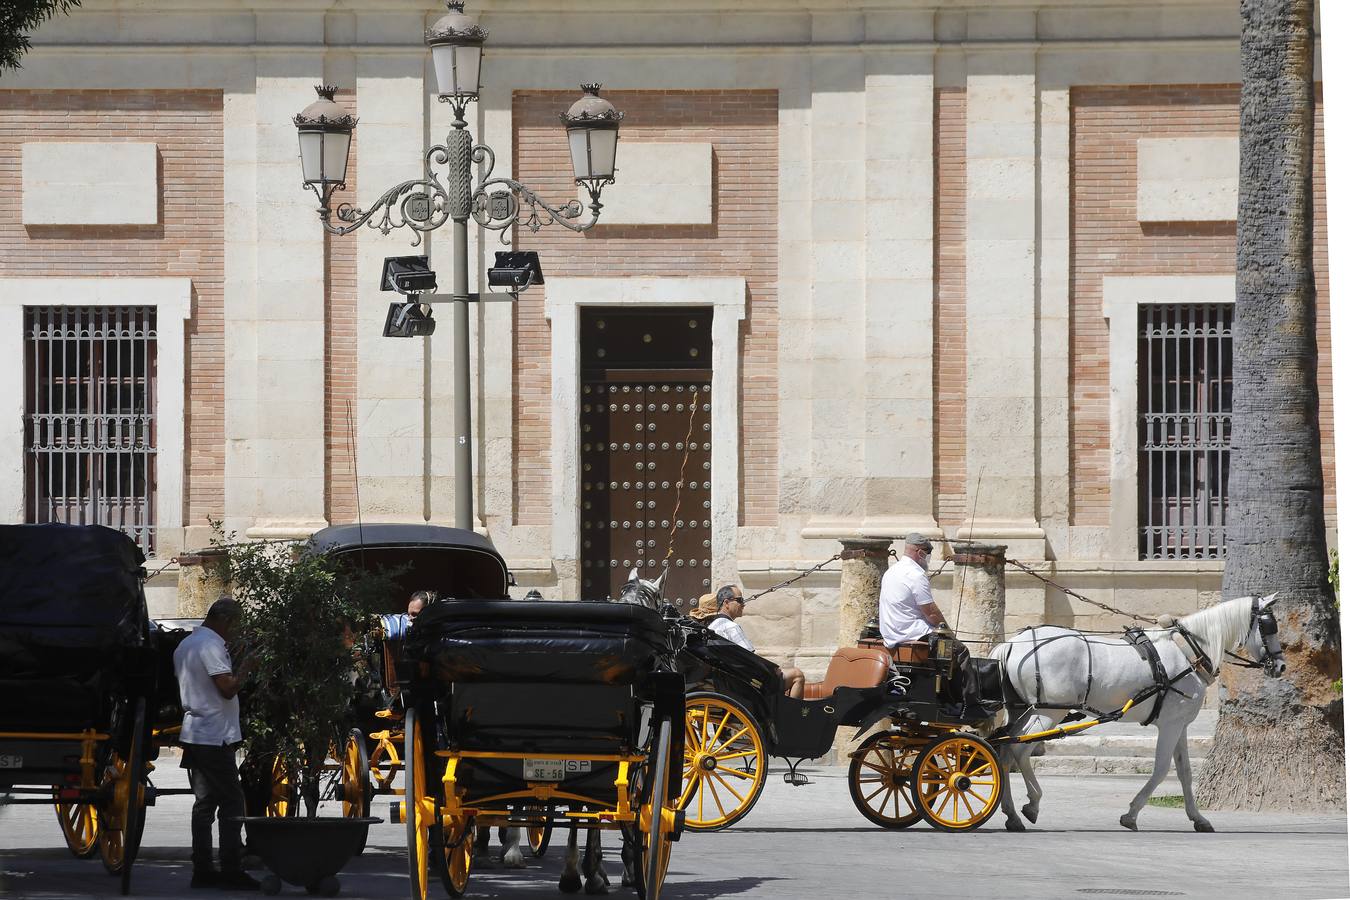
[1021,804,1039,824]
[1004,818,1026,833]
[502,849,525,869]
[584,877,609,895]
[1119,815,1138,832]
[559,874,582,894]
[1194,820,1215,833]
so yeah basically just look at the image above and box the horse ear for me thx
[651,568,667,594]
[1261,592,1279,608]
[627,567,640,583]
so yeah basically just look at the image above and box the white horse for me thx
[993,594,1284,833]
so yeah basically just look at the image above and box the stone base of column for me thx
[244,519,330,541]
[956,520,1045,561]
[176,548,230,619]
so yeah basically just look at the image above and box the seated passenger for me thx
[407,590,435,620]
[699,585,807,700]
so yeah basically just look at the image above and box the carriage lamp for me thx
[291,0,623,531]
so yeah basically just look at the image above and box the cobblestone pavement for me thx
[2,764,1346,899]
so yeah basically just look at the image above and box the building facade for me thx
[0,0,1333,677]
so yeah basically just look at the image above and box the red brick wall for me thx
[0,89,225,531]
[325,89,358,525]
[1069,84,1334,528]
[934,87,967,526]
[510,90,779,527]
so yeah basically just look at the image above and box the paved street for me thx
[2,763,1346,900]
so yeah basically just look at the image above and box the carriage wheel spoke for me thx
[958,790,977,821]
[714,764,754,780]
[710,771,746,803]
[857,757,892,776]
[706,709,732,750]
[714,748,759,762]
[707,779,729,818]
[711,724,751,754]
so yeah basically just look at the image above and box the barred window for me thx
[1138,303,1231,560]
[24,306,157,553]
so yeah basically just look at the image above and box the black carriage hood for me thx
[0,523,148,654]
[406,599,674,685]
[310,523,511,610]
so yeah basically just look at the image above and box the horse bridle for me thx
[1223,597,1284,675]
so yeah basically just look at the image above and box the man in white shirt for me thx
[174,598,258,891]
[708,585,806,699]
[878,534,951,647]
[878,534,992,719]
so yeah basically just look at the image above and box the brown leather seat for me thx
[802,646,891,700]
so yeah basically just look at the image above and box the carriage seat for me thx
[802,647,891,700]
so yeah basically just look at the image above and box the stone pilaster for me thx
[355,47,428,521]
[862,55,938,534]
[962,52,1044,559]
[234,58,326,542]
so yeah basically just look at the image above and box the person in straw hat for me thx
[692,586,805,699]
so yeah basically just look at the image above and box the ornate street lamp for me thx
[292,0,622,530]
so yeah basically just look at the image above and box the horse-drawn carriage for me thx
[311,525,685,900]
[0,523,195,895]
[677,618,1007,832]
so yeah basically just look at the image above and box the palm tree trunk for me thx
[1195,0,1344,811]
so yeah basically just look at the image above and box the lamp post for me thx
[294,1,622,531]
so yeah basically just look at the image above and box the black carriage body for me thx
[405,599,684,809]
[678,625,893,761]
[0,524,156,786]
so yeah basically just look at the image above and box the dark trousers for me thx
[182,743,245,872]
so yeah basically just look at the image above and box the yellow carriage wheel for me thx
[341,731,371,818]
[436,816,475,898]
[265,755,297,818]
[55,795,100,859]
[679,692,766,831]
[96,753,132,874]
[404,707,435,900]
[909,732,1003,832]
[636,716,676,900]
[846,732,923,830]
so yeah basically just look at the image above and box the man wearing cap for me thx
[698,586,806,699]
[174,597,259,891]
[878,534,989,718]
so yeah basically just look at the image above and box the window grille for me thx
[1138,303,1231,560]
[24,306,157,553]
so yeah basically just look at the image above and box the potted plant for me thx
[212,524,399,896]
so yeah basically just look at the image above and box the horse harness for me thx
[1019,624,1210,728]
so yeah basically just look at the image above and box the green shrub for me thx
[209,521,401,815]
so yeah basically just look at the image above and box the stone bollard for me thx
[951,543,1007,655]
[176,547,230,619]
[834,538,892,764]
[836,538,893,649]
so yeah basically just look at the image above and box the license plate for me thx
[0,754,21,769]
[523,759,591,781]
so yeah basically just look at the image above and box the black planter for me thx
[236,816,381,896]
